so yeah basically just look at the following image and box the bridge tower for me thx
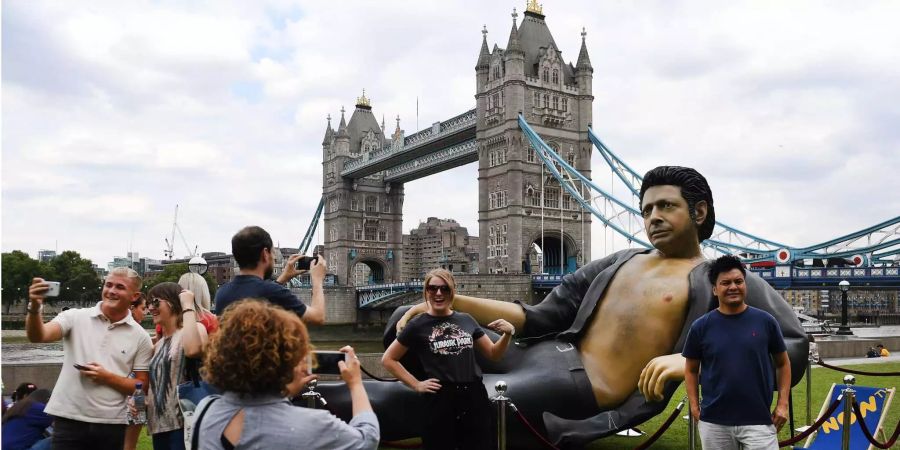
[321,92,405,285]
[476,2,593,274]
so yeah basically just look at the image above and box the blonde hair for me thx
[178,272,211,313]
[107,267,142,291]
[422,268,456,302]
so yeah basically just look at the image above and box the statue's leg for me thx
[480,340,601,450]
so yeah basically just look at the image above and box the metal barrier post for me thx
[302,379,321,409]
[491,380,509,450]
[688,414,698,450]
[807,343,818,425]
[841,375,856,450]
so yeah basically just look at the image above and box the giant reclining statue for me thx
[316,166,808,449]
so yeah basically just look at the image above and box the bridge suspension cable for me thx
[299,197,325,254]
[587,128,788,254]
[585,126,900,265]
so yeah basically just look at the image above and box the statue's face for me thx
[640,185,698,253]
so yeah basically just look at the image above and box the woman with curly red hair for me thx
[197,300,379,449]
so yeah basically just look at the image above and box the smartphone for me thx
[73,364,90,371]
[311,351,346,375]
[295,255,318,271]
[45,281,61,297]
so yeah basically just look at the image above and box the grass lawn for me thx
[136,362,898,450]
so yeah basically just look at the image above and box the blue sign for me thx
[798,384,893,450]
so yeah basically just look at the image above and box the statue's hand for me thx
[638,354,685,402]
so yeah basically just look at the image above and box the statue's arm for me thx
[517,252,620,337]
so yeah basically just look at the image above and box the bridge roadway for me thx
[355,267,900,310]
[340,109,476,181]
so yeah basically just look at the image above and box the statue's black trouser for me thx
[313,339,600,450]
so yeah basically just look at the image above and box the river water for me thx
[5,327,898,364]
[1,330,385,364]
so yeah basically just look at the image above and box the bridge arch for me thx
[349,256,390,286]
[526,231,580,275]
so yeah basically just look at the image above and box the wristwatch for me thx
[27,302,43,314]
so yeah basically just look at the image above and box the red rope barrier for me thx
[632,400,685,450]
[816,359,900,376]
[852,400,900,449]
[359,364,398,382]
[510,404,561,450]
[380,439,423,449]
[778,397,843,447]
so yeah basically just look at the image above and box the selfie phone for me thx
[311,351,346,375]
[45,281,61,297]
[296,255,319,271]
[73,364,89,371]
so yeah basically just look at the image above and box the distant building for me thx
[37,250,57,262]
[161,252,238,286]
[779,288,898,315]
[92,264,108,278]
[401,217,480,280]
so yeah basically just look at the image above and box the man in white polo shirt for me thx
[27,267,153,450]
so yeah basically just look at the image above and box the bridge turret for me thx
[334,107,350,156]
[322,114,334,146]
[575,28,593,131]
[476,26,490,93]
[503,9,525,79]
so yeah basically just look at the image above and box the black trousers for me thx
[51,416,126,450]
[422,382,493,450]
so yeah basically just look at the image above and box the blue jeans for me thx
[151,428,185,450]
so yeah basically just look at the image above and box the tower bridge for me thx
[309,3,899,313]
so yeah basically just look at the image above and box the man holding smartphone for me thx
[214,225,327,324]
[26,267,153,450]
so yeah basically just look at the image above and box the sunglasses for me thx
[425,285,451,294]
[149,297,171,308]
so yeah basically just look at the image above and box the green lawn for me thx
[137,362,899,449]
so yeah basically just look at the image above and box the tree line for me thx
[1,250,217,314]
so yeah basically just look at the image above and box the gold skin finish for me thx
[399,185,708,408]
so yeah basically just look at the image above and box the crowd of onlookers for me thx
[12,225,382,450]
[6,223,523,450]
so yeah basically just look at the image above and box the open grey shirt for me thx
[197,392,379,450]
[517,249,808,447]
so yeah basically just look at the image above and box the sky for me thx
[3,0,899,268]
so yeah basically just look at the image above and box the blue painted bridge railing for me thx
[357,281,423,309]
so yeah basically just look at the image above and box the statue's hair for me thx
[639,166,715,241]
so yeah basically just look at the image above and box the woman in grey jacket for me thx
[197,300,378,450]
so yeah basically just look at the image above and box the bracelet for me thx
[182,309,195,314]
[27,303,42,315]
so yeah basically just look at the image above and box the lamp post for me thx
[188,256,208,275]
[835,280,853,335]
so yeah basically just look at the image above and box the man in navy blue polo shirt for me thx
[683,255,791,450]
[214,226,326,325]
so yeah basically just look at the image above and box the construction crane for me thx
[163,204,198,260]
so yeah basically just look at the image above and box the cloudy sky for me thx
[3,0,898,268]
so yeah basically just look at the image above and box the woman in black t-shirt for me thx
[382,268,514,450]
